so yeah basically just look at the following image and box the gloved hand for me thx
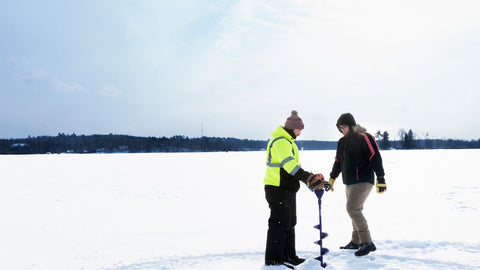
[324,178,335,192]
[307,173,325,190]
[376,177,387,193]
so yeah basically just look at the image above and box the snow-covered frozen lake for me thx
[0,149,479,270]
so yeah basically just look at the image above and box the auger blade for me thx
[313,185,328,267]
[313,229,328,237]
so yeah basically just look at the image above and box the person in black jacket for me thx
[325,113,387,256]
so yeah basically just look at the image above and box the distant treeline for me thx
[375,129,480,150]
[0,132,479,154]
[0,133,266,154]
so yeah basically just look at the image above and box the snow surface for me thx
[0,149,479,270]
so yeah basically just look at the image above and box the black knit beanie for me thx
[336,113,356,128]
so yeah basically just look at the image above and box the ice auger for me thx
[314,189,329,268]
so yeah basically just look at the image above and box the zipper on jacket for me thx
[356,166,359,181]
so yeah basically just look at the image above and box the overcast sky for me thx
[1,0,479,141]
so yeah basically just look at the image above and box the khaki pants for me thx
[346,182,373,244]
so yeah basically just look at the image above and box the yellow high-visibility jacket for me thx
[264,126,309,191]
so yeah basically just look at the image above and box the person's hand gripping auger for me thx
[307,173,325,191]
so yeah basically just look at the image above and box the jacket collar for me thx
[271,125,294,141]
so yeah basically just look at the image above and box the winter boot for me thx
[265,260,295,269]
[354,242,376,256]
[286,256,305,266]
[265,259,281,265]
[340,241,360,249]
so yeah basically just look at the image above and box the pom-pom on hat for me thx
[284,110,304,130]
[336,113,356,128]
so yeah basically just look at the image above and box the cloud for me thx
[99,84,121,98]
[7,56,84,93]
[2,0,479,140]
[164,0,480,140]
[51,78,83,92]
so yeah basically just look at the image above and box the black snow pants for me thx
[265,185,297,263]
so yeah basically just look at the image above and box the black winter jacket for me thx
[330,130,385,185]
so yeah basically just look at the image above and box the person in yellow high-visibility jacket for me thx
[264,110,325,267]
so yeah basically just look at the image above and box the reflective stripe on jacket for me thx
[264,126,303,191]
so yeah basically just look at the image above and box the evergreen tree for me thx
[375,130,391,149]
[381,131,391,149]
[399,129,416,149]
[407,129,416,149]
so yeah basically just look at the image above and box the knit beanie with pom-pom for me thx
[284,110,304,130]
